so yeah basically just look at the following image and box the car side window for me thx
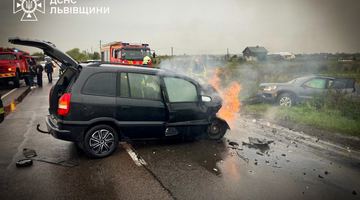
[304,78,326,89]
[126,73,161,100]
[120,73,130,97]
[164,77,198,103]
[82,72,116,96]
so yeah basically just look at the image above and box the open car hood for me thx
[8,37,78,70]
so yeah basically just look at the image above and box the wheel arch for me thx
[277,90,298,102]
[84,120,122,140]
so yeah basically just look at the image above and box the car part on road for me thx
[16,159,33,167]
[32,158,79,167]
[36,123,49,134]
[23,148,37,158]
[242,137,274,153]
[83,125,119,158]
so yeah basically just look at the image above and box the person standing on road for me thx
[28,59,37,87]
[45,61,54,83]
[36,62,43,87]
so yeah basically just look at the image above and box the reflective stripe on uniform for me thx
[0,107,4,114]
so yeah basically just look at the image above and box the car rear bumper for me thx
[46,115,84,142]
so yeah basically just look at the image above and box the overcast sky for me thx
[0,0,359,55]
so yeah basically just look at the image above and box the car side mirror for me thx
[201,95,212,102]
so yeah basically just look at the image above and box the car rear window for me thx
[82,72,116,96]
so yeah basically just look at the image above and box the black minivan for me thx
[9,38,229,158]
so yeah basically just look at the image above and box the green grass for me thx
[243,104,360,136]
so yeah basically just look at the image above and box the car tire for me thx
[278,93,295,107]
[13,71,20,88]
[207,119,227,140]
[83,125,119,158]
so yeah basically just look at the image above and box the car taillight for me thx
[57,93,71,116]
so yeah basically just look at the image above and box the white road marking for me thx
[122,143,147,166]
[1,88,17,100]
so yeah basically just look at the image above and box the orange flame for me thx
[209,69,241,128]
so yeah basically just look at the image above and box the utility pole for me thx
[226,48,229,60]
[171,47,173,57]
[99,40,102,53]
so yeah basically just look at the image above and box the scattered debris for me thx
[252,119,257,123]
[324,171,329,175]
[228,141,239,146]
[236,151,249,163]
[271,128,277,134]
[23,148,37,158]
[242,137,273,153]
[318,175,324,179]
[303,172,306,175]
[254,161,258,165]
[188,164,192,167]
[16,159,33,168]
[32,158,78,167]
[281,153,286,157]
[213,168,218,172]
[315,138,320,143]
[256,151,264,156]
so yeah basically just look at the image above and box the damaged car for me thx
[9,37,229,158]
[258,75,356,107]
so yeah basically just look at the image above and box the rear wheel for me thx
[278,93,295,107]
[207,119,227,140]
[83,125,119,158]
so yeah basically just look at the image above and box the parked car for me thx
[258,75,356,107]
[9,37,229,158]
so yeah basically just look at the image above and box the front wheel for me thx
[83,125,119,158]
[278,93,295,107]
[207,119,228,140]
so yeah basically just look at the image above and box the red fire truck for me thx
[0,48,33,88]
[100,41,154,67]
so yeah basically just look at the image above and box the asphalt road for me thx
[0,78,359,200]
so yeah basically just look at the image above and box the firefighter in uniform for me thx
[142,56,152,66]
[191,57,207,82]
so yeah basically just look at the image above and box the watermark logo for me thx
[13,0,45,21]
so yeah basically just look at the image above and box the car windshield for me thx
[121,48,151,61]
[0,53,16,60]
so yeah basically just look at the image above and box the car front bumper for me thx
[257,91,278,103]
